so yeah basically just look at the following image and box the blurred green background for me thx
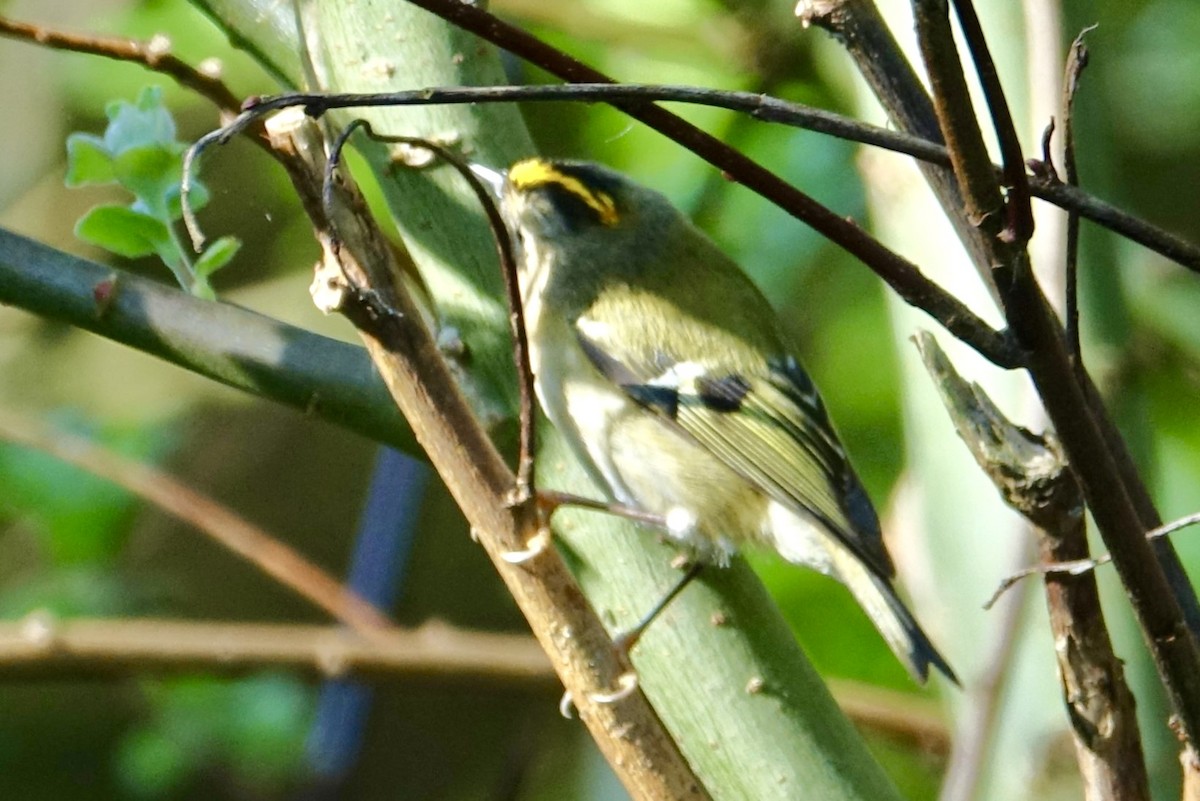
[1,0,1198,798]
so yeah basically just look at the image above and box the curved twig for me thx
[323,122,536,495]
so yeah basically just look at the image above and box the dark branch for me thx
[1061,28,1095,361]
[949,0,1035,245]
[912,0,1200,746]
[227,83,1200,274]
[190,86,1020,368]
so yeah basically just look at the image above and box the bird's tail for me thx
[829,546,958,685]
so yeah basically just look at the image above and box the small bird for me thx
[479,157,955,684]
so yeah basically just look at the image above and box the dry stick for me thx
[1038,522,1149,801]
[225,83,1198,273]
[0,15,239,115]
[910,0,1200,746]
[226,83,1200,273]
[914,332,1149,801]
[0,617,552,687]
[240,85,948,165]
[0,407,392,637]
[265,112,708,801]
[0,13,276,153]
[0,613,951,749]
[1030,178,1200,274]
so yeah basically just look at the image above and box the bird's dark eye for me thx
[535,182,617,231]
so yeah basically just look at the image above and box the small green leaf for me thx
[75,205,170,259]
[194,236,241,279]
[64,133,115,186]
[103,85,177,155]
[113,145,184,218]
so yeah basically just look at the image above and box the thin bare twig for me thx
[196,81,1195,276]
[0,613,950,749]
[987,512,1200,609]
[322,122,536,497]
[0,13,251,129]
[239,84,951,165]
[1061,28,1095,361]
[0,406,393,637]
[189,83,1200,274]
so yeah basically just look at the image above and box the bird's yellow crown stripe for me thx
[508,159,619,226]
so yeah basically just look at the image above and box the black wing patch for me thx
[624,384,680,419]
[695,374,752,412]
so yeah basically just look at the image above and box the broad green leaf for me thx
[64,133,115,186]
[75,205,170,259]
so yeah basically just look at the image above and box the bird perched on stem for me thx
[475,157,956,684]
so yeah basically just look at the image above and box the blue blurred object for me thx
[305,447,429,783]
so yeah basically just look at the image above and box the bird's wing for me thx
[575,311,895,579]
